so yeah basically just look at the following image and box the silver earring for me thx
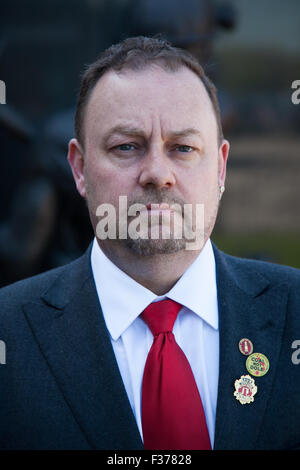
[219,185,225,200]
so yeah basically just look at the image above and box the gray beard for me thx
[123,236,187,256]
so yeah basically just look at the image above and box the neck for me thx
[96,239,205,295]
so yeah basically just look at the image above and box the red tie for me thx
[141,299,211,450]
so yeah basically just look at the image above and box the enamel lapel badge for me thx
[238,338,253,356]
[234,375,257,404]
[246,352,270,377]
[234,339,270,404]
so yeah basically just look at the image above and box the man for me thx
[0,36,299,450]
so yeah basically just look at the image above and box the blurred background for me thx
[0,0,299,286]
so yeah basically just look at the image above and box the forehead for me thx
[84,65,217,139]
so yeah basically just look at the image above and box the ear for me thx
[67,138,86,198]
[218,139,230,188]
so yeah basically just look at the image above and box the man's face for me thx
[68,64,229,256]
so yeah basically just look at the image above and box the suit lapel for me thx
[22,249,143,450]
[212,245,288,450]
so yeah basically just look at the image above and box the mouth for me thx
[145,203,174,214]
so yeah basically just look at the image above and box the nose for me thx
[138,145,176,189]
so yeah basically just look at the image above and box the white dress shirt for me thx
[91,237,219,448]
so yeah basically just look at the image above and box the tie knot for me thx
[141,299,182,336]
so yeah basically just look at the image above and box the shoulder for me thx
[0,251,90,318]
[0,265,65,325]
[214,244,300,288]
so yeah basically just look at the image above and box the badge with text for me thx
[234,375,257,404]
[246,352,269,377]
[238,338,253,356]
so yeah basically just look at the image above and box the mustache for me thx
[127,188,186,209]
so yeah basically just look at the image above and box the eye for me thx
[175,145,194,153]
[115,143,136,152]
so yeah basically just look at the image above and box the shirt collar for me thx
[91,238,218,340]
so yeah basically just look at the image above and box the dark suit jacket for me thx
[0,243,300,450]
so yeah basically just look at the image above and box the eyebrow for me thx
[102,125,203,142]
